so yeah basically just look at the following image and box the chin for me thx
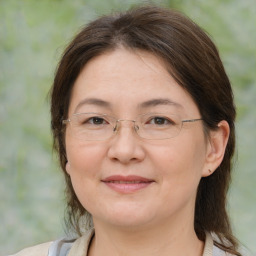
[94,204,156,229]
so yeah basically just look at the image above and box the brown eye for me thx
[79,116,109,126]
[148,117,173,125]
[89,117,106,125]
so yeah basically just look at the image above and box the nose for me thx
[107,120,145,164]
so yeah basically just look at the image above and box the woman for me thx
[13,5,241,256]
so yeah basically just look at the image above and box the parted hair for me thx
[50,5,240,255]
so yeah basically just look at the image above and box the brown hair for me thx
[50,5,239,255]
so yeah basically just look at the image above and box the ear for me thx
[202,120,230,177]
[66,161,71,175]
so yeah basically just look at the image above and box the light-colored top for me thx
[10,230,232,256]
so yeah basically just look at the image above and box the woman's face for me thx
[65,48,213,229]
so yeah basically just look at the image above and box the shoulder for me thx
[8,229,94,256]
[9,242,52,256]
[204,232,237,256]
[213,245,234,256]
[68,229,94,256]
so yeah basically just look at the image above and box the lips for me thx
[106,180,147,184]
[102,175,154,193]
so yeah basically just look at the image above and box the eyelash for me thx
[84,117,108,125]
[146,116,174,125]
[76,113,178,127]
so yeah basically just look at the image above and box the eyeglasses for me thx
[62,112,202,141]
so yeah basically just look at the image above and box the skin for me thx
[65,48,229,256]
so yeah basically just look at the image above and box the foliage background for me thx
[0,0,255,255]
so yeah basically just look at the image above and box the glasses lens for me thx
[67,113,183,140]
[71,113,115,140]
[137,113,182,139]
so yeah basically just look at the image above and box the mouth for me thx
[105,180,151,184]
[101,175,154,193]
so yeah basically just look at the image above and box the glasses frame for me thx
[62,112,203,141]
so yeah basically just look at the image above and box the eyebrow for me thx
[139,98,183,109]
[74,97,183,113]
[75,98,111,113]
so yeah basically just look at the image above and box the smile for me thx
[105,180,151,184]
[102,175,154,193]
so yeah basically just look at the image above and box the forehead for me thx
[69,48,199,117]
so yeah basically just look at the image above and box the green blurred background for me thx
[0,0,255,255]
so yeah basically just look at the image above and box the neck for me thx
[88,216,204,256]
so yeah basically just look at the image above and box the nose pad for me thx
[113,119,137,134]
[107,119,145,164]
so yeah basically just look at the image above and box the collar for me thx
[68,229,224,256]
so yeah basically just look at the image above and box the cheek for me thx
[65,140,107,212]
[150,142,205,213]
[151,137,206,188]
[65,139,106,179]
